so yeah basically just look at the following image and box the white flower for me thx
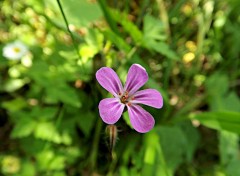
[3,41,28,60]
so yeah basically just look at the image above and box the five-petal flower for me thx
[96,64,163,133]
[3,41,28,60]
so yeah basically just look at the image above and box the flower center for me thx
[119,91,134,105]
[13,47,21,53]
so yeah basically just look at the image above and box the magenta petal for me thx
[127,105,155,133]
[96,67,123,97]
[131,89,163,108]
[99,98,125,124]
[124,64,148,96]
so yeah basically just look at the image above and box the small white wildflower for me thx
[3,41,28,60]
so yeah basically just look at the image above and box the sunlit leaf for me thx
[190,111,240,134]
[11,117,37,138]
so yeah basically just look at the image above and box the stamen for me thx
[127,102,132,106]
[120,91,129,104]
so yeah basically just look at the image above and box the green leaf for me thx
[19,137,46,155]
[45,0,102,27]
[34,121,72,145]
[3,78,28,92]
[222,92,240,112]
[19,160,36,176]
[219,130,239,165]
[179,122,200,162]
[141,15,178,60]
[142,131,169,176]
[190,111,240,134]
[34,122,62,143]
[52,172,66,176]
[146,40,178,60]
[103,30,131,52]
[219,130,240,175]
[76,111,96,137]
[226,160,240,176]
[11,117,37,138]
[155,126,187,172]
[143,15,166,42]
[205,73,230,111]
[36,150,65,171]
[2,97,27,112]
[110,9,143,44]
[46,84,81,107]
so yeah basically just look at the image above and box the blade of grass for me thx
[98,0,120,36]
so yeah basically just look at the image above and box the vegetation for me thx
[0,0,240,175]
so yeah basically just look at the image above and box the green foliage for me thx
[0,0,240,175]
[191,111,240,134]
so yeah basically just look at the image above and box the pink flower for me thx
[96,64,163,133]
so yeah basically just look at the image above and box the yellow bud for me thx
[183,52,195,63]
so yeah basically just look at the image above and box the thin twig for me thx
[56,0,84,67]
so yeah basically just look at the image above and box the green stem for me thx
[156,0,171,41]
[195,1,214,72]
[98,0,120,35]
[107,153,118,176]
[156,0,172,91]
[56,0,84,68]
[89,117,103,171]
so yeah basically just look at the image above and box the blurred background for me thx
[0,0,240,175]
